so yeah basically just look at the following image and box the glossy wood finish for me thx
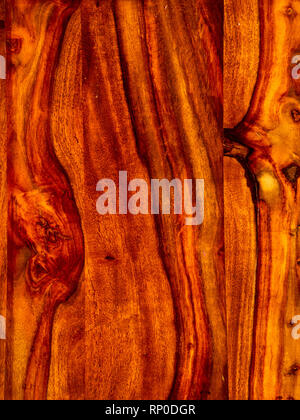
[1,0,225,400]
[225,0,300,400]
[1,0,300,401]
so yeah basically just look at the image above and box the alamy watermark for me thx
[291,316,300,340]
[0,315,5,340]
[96,171,204,226]
[0,55,5,80]
[292,55,300,80]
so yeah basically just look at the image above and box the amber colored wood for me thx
[6,0,84,400]
[2,0,225,400]
[3,0,300,402]
[225,0,300,400]
[224,157,257,400]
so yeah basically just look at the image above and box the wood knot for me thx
[105,255,115,261]
[291,109,300,122]
[7,38,22,54]
[285,6,297,18]
[286,363,300,376]
[282,165,300,186]
[36,217,70,245]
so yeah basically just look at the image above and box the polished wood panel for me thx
[225,0,300,400]
[2,0,225,400]
[3,0,300,402]
[6,0,84,400]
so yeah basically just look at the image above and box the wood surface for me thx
[1,0,225,400]
[225,0,300,400]
[0,0,299,401]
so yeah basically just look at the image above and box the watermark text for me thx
[96,171,204,226]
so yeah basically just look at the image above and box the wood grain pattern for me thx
[1,0,225,400]
[2,0,300,401]
[225,0,300,400]
[6,0,84,400]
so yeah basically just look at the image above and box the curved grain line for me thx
[7,0,84,400]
